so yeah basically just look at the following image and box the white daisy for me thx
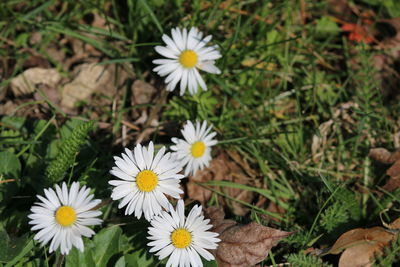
[171,120,217,176]
[147,199,220,267]
[28,182,103,255]
[109,141,184,221]
[153,27,222,95]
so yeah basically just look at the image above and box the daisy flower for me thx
[171,120,217,176]
[109,141,184,221]
[147,199,220,267]
[153,27,222,95]
[28,182,102,255]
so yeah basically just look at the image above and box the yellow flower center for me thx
[55,206,77,227]
[171,228,192,249]
[191,141,206,158]
[179,50,198,68]
[136,170,158,192]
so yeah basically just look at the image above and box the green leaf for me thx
[315,16,340,37]
[384,0,400,17]
[1,117,26,131]
[115,256,126,267]
[4,239,34,267]
[0,151,21,179]
[0,228,32,264]
[124,249,155,267]
[14,33,29,47]
[202,259,218,267]
[66,226,123,267]
[92,226,122,267]
[65,245,96,267]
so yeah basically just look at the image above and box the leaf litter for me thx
[205,206,292,267]
[321,217,400,267]
[187,152,256,216]
[369,147,400,192]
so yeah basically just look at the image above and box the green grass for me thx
[1,0,400,266]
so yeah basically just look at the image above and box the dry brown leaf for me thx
[61,63,126,109]
[328,227,394,255]
[205,206,292,267]
[325,224,398,267]
[388,217,400,230]
[11,68,62,97]
[338,242,380,267]
[369,147,400,192]
[369,148,400,164]
[188,153,254,216]
[131,80,157,105]
[0,101,17,115]
[226,150,258,178]
[130,79,158,128]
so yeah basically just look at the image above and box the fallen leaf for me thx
[0,101,17,115]
[205,207,292,267]
[226,150,258,178]
[369,148,400,192]
[129,80,158,125]
[388,217,400,230]
[61,63,127,109]
[188,153,254,216]
[131,80,157,105]
[327,227,394,255]
[341,23,374,44]
[369,148,400,164]
[11,68,62,97]
[338,242,380,267]
[325,221,399,267]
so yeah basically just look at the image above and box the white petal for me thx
[155,46,178,59]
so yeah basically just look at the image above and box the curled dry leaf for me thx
[387,217,400,230]
[11,68,62,97]
[369,148,400,164]
[188,153,254,216]
[369,147,400,192]
[325,219,400,267]
[327,227,395,255]
[205,207,292,267]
